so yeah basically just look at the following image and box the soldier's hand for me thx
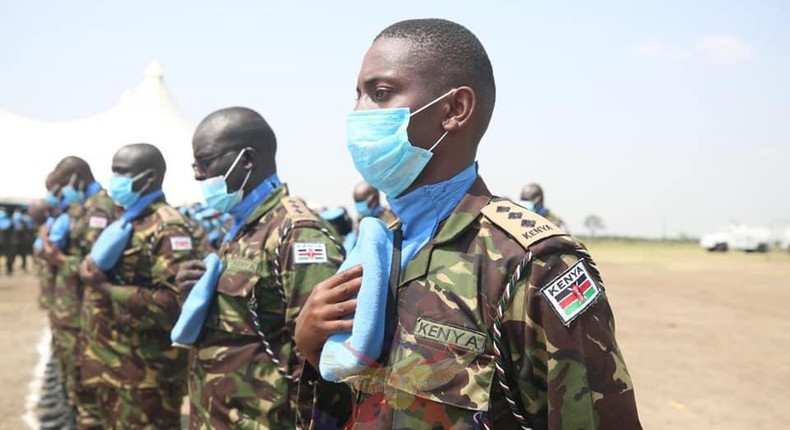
[175,259,206,294]
[79,257,107,286]
[41,237,64,267]
[295,265,362,368]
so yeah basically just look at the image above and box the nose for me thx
[192,164,206,181]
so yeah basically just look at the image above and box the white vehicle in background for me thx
[699,224,772,253]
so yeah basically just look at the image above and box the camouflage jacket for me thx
[190,184,351,430]
[101,198,196,389]
[79,190,120,387]
[345,178,641,430]
[51,191,115,329]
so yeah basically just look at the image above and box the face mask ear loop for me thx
[238,168,252,195]
[428,131,450,152]
[410,89,456,117]
[223,148,248,180]
[131,169,153,195]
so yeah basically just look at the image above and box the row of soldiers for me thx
[31,17,640,430]
[0,207,35,275]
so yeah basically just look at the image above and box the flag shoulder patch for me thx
[293,242,328,264]
[88,216,108,229]
[170,236,193,251]
[540,260,602,326]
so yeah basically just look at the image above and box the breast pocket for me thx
[216,255,267,297]
[388,329,495,412]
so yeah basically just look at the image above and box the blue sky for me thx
[1,0,788,237]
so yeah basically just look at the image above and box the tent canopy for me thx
[0,61,201,206]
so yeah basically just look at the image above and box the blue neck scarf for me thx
[122,190,164,223]
[389,163,477,269]
[85,181,102,199]
[224,173,282,243]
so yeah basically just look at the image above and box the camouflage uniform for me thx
[344,178,641,429]
[91,198,196,429]
[189,184,352,430]
[50,201,94,414]
[74,188,118,428]
[34,243,55,311]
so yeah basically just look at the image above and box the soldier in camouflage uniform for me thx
[29,198,54,310]
[175,107,352,429]
[51,157,118,429]
[80,143,196,429]
[295,19,641,429]
[40,157,114,428]
[521,183,569,233]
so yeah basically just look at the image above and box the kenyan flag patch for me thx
[541,260,602,326]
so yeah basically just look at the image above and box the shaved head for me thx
[352,181,381,208]
[112,143,166,191]
[521,183,544,208]
[375,19,496,143]
[192,106,278,195]
[193,107,277,167]
[53,156,95,189]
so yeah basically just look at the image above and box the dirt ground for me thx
[1,242,788,429]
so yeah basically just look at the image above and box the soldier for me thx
[521,183,569,232]
[352,182,397,225]
[295,19,641,429]
[39,157,108,428]
[175,107,351,429]
[79,143,195,429]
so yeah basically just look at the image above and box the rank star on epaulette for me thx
[541,260,602,326]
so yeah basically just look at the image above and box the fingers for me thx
[319,265,362,290]
[321,271,363,304]
[329,298,357,319]
[176,260,206,284]
[327,319,354,333]
[179,260,206,271]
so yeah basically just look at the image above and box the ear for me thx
[241,147,257,170]
[442,86,475,133]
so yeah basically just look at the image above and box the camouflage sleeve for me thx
[503,244,641,429]
[82,199,116,252]
[280,223,344,333]
[108,223,197,330]
[280,223,354,428]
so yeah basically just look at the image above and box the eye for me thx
[372,87,392,102]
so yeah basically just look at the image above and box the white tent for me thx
[0,61,201,206]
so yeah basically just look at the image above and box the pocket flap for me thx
[387,334,495,412]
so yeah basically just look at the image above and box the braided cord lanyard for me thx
[247,221,345,428]
[490,245,605,430]
[491,251,534,430]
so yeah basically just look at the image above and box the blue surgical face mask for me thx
[355,200,374,217]
[61,174,85,205]
[521,200,537,212]
[45,191,60,207]
[346,89,455,197]
[108,170,151,208]
[199,149,251,213]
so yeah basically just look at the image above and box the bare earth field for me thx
[1,242,789,429]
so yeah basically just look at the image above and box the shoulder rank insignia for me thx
[481,200,567,250]
[541,260,602,326]
[282,196,317,223]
